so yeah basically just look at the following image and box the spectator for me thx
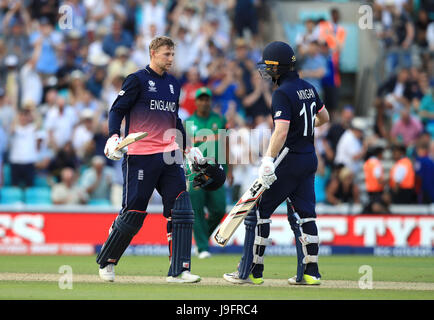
[430,139,434,160]
[427,20,434,51]
[179,66,205,117]
[390,107,423,147]
[415,9,430,48]
[38,87,57,118]
[203,0,231,37]
[130,31,153,68]
[20,48,43,105]
[295,18,319,58]
[414,141,434,203]
[92,118,110,159]
[102,20,133,58]
[47,141,80,183]
[8,106,39,188]
[334,118,367,173]
[140,0,167,37]
[3,54,20,108]
[362,142,391,213]
[102,75,124,111]
[389,144,416,204]
[324,105,354,165]
[34,129,54,176]
[2,2,32,65]
[62,0,87,36]
[241,71,272,125]
[377,0,414,76]
[44,95,79,152]
[299,40,327,97]
[232,0,259,46]
[86,62,109,99]
[0,87,15,135]
[80,155,114,202]
[87,0,126,31]
[326,166,360,205]
[233,38,256,95]
[67,70,88,109]
[171,25,201,76]
[87,26,109,64]
[29,0,60,26]
[374,68,411,139]
[72,109,97,163]
[56,50,82,91]
[106,46,137,85]
[418,86,434,137]
[209,58,245,116]
[319,41,338,115]
[317,8,346,89]
[169,1,202,37]
[51,167,88,205]
[30,17,63,76]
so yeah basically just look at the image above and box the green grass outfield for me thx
[0,255,433,300]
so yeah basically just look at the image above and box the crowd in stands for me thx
[0,0,432,211]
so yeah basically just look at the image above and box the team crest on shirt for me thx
[169,84,174,94]
[148,80,157,92]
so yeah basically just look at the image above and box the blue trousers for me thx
[121,150,186,217]
[258,151,318,219]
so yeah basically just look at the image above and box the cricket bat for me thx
[115,132,148,151]
[214,147,289,247]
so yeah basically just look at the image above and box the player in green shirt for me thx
[184,87,232,259]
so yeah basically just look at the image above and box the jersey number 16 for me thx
[299,101,316,136]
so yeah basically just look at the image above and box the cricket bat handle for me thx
[273,147,289,167]
[114,132,148,151]
[214,147,289,247]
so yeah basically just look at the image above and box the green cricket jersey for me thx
[184,111,227,176]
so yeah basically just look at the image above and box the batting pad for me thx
[96,210,147,267]
[237,211,257,279]
[168,192,194,277]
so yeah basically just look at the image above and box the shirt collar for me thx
[145,65,166,78]
[277,70,299,86]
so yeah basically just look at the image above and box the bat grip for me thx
[273,147,289,168]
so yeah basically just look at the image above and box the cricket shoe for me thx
[223,272,264,285]
[166,271,201,283]
[198,251,212,259]
[288,274,321,285]
[99,264,115,282]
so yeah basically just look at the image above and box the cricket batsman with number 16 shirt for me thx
[224,41,330,285]
[97,36,203,283]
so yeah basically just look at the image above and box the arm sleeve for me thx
[313,86,325,114]
[108,73,140,137]
[271,89,291,122]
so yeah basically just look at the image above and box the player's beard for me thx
[159,61,172,73]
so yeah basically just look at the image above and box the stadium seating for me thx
[0,186,24,204]
[23,187,52,205]
[33,175,51,188]
[2,164,12,186]
[88,198,111,206]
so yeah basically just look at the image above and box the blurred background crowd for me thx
[0,0,433,211]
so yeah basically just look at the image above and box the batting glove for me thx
[185,147,205,172]
[258,156,276,189]
[104,134,127,161]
